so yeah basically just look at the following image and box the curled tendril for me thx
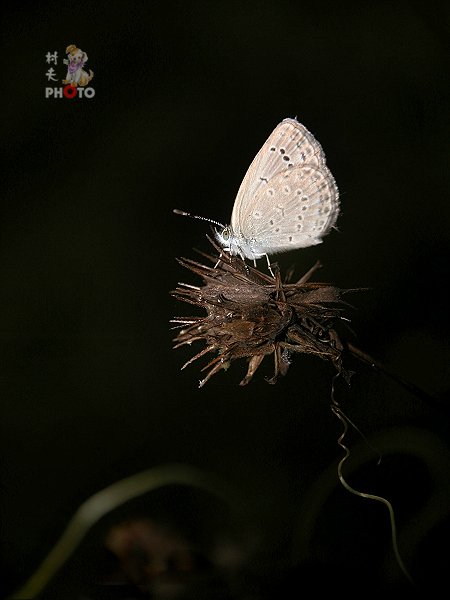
[330,387,415,586]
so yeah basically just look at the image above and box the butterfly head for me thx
[216,225,267,262]
[215,225,240,256]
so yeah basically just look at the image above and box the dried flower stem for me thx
[346,342,448,417]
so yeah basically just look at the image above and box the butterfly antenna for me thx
[173,209,225,229]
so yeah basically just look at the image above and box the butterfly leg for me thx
[214,252,225,268]
[265,253,275,279]
[235,249,250,274]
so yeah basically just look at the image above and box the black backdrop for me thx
[2,1,450,595]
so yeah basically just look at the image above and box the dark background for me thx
[2,0,450,595]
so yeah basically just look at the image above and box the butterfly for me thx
[175,118,339,272]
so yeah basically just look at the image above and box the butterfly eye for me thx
[222,228,230,241]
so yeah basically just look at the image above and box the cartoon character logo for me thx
[62,45,94,87]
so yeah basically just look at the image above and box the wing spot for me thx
[267,188,275,196]
[269,219,274,225]
[288,236,293,242]
[280,148,286,154]
[283,186,291,194]
[297,223,303,231]
[270,146,276,152]
[282,155,290,161]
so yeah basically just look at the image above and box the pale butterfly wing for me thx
[230,118,327,231]
[228,118,339,260]
[237,164,339,255]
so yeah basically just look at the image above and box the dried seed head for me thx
[171,237,353,388]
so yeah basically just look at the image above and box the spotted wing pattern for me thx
[229,118,339,258]
[231,119,327,231]
[238,164,339,255]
